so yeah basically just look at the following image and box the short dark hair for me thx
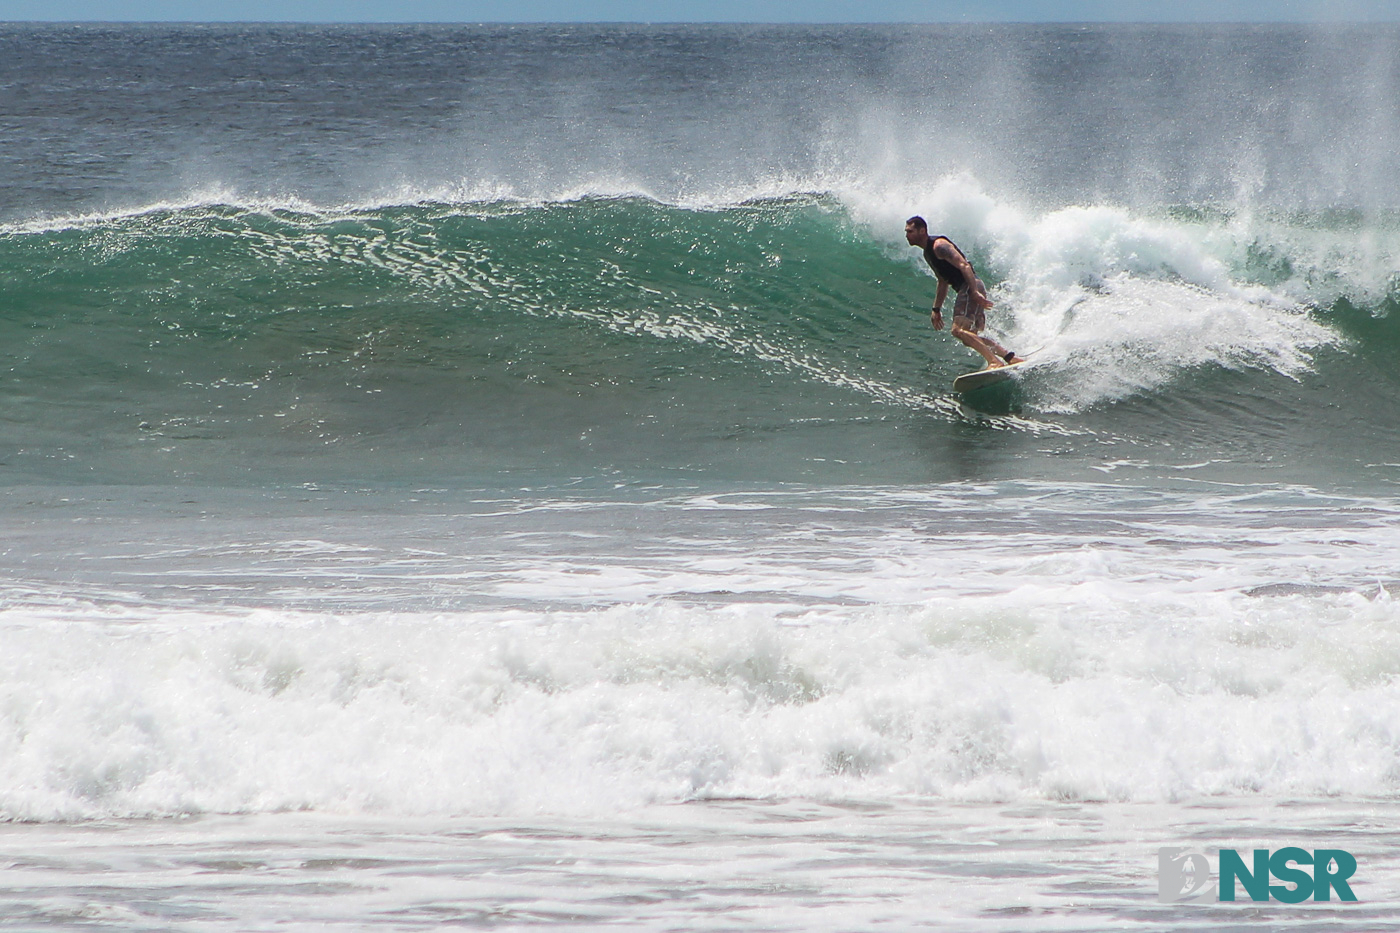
[905,215,927,230]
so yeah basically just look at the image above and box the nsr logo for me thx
[1158,847,1358,903]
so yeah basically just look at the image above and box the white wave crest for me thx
[842,175,1342,410]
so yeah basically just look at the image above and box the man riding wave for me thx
[905,216,1022,368]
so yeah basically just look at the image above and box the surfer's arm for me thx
[970,280,994,309]
[958,262,995,309]
[936,241,995,309]
[931,279,948,328]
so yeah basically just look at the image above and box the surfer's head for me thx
[904,215,928,247]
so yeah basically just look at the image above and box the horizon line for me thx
[5,18,1397,24]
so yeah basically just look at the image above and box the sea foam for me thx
[4,484,1400,823]
[3,590,1400,823]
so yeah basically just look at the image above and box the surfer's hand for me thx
[931,309,943,330]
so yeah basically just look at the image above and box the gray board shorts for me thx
[952,279,986,332]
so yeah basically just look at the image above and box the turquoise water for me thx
[4,196,1398,490]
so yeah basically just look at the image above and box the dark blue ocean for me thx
[4,23,1400,930]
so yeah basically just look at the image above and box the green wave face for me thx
[2,198,1397,490]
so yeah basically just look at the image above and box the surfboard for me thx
[952,359,1032,393]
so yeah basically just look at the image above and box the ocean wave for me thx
[2,185,1396,487]
[4,583,1400,822]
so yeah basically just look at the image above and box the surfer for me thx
[905,216,1022,368]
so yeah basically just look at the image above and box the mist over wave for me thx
[8,23,1400,217]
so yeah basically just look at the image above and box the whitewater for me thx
[5,21,1400,931]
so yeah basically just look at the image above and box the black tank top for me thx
[922,236,968,292]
